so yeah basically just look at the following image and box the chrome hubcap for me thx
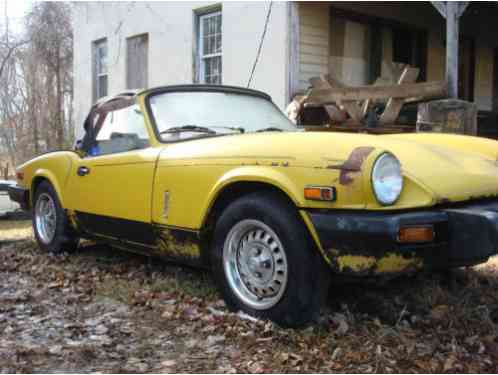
[223,219,288,310]
[35,193,57,244]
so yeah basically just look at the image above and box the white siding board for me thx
[300,44,328,56]
[298,3,329,91]
[300,53,328,65]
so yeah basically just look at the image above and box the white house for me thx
[72,1,292,139]
[73,2,498,140]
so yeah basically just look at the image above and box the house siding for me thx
[296,2,496,111]
[298,3,329,91]
[72,1,289,140]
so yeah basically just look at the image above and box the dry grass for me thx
[95,278,145,304]
[1,228,498,372]
[0,219,32,241]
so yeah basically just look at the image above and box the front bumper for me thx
[307,200,498,276]
[7,185,29,210]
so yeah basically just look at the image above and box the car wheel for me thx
[211,191,328,328]
[33,181,79,254]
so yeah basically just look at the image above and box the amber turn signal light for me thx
[16,171,24,181]
[398,225,434,243]
[304,186,336,201]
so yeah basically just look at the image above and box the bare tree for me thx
[26,2,73,150]
[0,2,74,170]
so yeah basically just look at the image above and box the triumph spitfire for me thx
[8,85,498,327]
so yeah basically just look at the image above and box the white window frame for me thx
[93,39,108,100]
[198,10,222,84]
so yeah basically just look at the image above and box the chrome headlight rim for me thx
[371,152,403,206]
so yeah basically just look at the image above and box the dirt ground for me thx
[1,218,498,373]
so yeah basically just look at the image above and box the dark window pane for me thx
[98,75,108,98]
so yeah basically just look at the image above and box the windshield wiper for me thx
[256,127,284,132]
[159,125,216,135]
[210,126,245,133]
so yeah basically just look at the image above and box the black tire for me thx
[211,191,329,328]
[32,180,79,254]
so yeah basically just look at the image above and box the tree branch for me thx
[0,40,29,79]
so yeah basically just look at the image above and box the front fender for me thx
[18,151,75,208]
[201,165,304,226]
[31,169,68,207]
[214,166,302,203]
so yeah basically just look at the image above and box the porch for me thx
[289,2,498,138]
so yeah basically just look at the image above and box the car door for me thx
[65,98,161,247]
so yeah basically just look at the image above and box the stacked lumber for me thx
[290,66,448,133]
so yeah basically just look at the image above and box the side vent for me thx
[163,191,170,218]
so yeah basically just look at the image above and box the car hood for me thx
[311,131,498,202]
[169,131,498,203]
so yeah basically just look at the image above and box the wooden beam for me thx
[446,2,459,98]
[307,81,447,104]
[320,74,365,124]
[310,74,364,124]
[379,67,420,125]
[431,1,447,18]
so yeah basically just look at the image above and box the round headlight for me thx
[371,152,403,205]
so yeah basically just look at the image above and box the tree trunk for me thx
[55,51,64,149]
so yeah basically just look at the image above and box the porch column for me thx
[431,1,468,98]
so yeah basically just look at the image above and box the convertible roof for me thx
[140,84,272,101]
[93,85,271,108]
[93,89,140,109]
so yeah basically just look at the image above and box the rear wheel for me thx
[33,181,79,254]
[211,191,328,327]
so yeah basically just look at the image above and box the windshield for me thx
[148,91,297,141]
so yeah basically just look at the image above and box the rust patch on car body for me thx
[154,225,201,260]
[326,249,424,277]
[327,147,375,185]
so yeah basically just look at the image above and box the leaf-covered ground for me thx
[1,218,498,373]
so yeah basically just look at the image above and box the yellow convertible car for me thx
[8,85,498,327]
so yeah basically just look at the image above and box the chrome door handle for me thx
[77,166,90,176]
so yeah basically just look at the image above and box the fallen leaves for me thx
[330,312,349,335]
[1,234,498,373]
[430,304,450,321]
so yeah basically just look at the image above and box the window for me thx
[329,8,428,85]
[90,104,150,156]
[127,34,149,89]
[198,11,222,84]
[93,39,108,100]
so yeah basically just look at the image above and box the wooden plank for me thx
[299,34,329,47]
[300,53,328,65]
[300,25,329,37]
[309,76,330,89]
[379,67,420,125]
[307,81,447,104]
[340,101,364,124]
[322,74,345,88]
[300,44,328,56]
[310,74,363,124]
[361,99,370,118]
[300,63,329,74]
